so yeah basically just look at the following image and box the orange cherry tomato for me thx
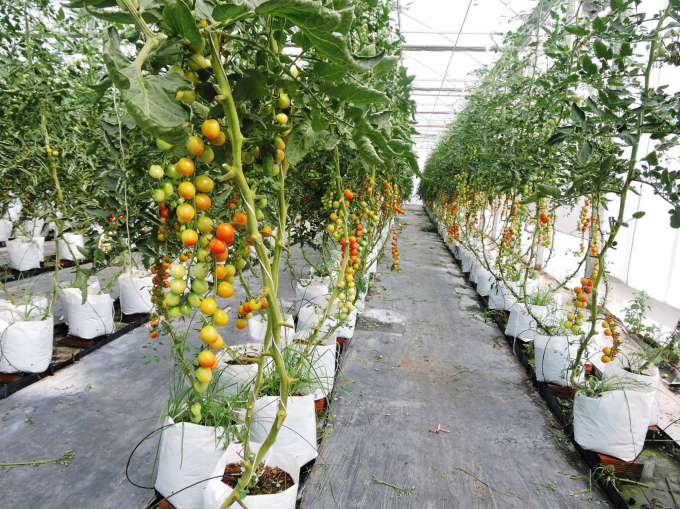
[201,119,221,140]
[209,237,227,254]
[195,193,211,211]
[232,212,247,230]
[210,131,226,146]
[177,157,195,176]
[181,229,198,246]
[216,223,235,244]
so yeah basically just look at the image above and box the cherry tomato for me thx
[216,223,235,243]
[209,237,227,254]
[195,175,214,193]
[181,229,199,246]
[210,131,226,146]
[187,135,204,155]
[232,212,247,230]
[195,193,211,211]
[201,119,221,139]
[177,158,195,176]
[178,181,196,199]
[177,203,195,222]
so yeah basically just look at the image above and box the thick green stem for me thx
[209,34,291,509]
[569,4,671,386]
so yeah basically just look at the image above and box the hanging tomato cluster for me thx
[601,316,622,363]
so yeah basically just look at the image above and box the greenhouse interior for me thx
[1,0,680,508]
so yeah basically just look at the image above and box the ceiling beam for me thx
[402,44,498,52]
[413,87,468,92]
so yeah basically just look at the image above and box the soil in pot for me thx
[222,463,295,495]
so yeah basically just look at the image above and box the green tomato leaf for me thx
[285,120,327,165]
[576,140,593,166]
[162,0,203,46]
[212,0,257,21]
[352,131,383,166]
[123,68,192,147]
[256,0,382,72]
[644,151,659,166]
[520,192,539,205]
[320,82,389,105]
[536,183,561,198]
[632,211,646,219]
[232,70,268,101]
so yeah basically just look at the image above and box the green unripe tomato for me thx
[184,71,199,86]
[196,247,211,262]
[149,165,164,179]
[235,257,246,270]
[153,189,166,202]
[256,198,268,209]
[165,164,181,180]
[187,292,202,308]
[170,264,186,279]
[170,278,187,294]
[165,291,181,307]
[197,216,214,233]
[199,233,213,248]
[180,303,192,316]
[191,403,202,416]
[193,262,210,279]
[168,306,180,318]
[192,379,209,393]
[162,182,174,197]
[156,138,173,150]
[192,277,210,294]
[277,93,290,109]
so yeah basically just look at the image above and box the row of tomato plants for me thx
[419,0,680,467]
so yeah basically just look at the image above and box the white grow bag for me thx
[251,394,317,466]
[476,268,494,297]
[58,234,86,261]
[218,344,263,396]
[248,314,294,345]
[15,235,46,262]
[603,360,660,427]
[488,282,518,311]
[294,277,331,315]
[57,277,101,325]
[155,417,227,509]
[58,286,114,339]
[469,259,480,283]
[292,337,337,400]
[0,316,54,373]
[7,238,43,270]
[573,390,653,462]
[505,303,550,341]
[461,249,474,273]
[0,219,11,242]
[203,442,299,509]
[23,218,45,238]
[119,270,154,314]
[534,333,585,387]
[296,304,337,335]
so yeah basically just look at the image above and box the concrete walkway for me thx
[299,206,609,509]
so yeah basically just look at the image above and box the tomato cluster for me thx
[601,316,621,363]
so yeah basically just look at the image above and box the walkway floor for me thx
[299,206,609,509]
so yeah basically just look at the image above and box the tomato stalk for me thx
[208,33,293,509]
[569,3,672,386]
